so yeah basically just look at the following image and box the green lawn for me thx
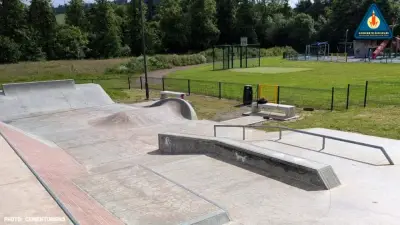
[56,14,65,24]
[164,57,400,110]
[168,57,400,87]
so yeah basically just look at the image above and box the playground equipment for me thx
[213,44,261,70]
[257,84,279,104]
[305,42,330,60]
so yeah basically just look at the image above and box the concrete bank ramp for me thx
[0,80,113,121]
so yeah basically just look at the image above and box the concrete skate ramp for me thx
[2,79,75,96]
[0,80,114,121]
[159,133,341,190]
[89,98,197,129]
[145,98,198,120]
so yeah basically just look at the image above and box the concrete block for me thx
[158,133,341,190]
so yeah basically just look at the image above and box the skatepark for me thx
[1,79,400,225]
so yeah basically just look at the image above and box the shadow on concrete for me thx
[148,149,324,191]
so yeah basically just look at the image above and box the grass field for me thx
[165,57,400,110]
[169,57,400,87]
[56,14,65,24]
[0,58,130,82]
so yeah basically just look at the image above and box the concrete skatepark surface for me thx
[1,80,400,225]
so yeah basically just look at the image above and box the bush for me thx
[260,46,297,57]
[106,53,206,74]
[120,45,131,57]
[0,36,21,63]
[54,25,88,60]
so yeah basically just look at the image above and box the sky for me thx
[52,0,299,8]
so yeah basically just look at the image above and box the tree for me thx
[189,0,220,50]
[54,25,88,59]
[65,0,86,29]
[86,0,121,58]
[0,36,21,63]
[158,0,189,52]
[0,0,27,41]
[236,0,258,44]
[216,0,237,44]
[29,0,57,59]
[126,0,145,55]
[287,13,316,50]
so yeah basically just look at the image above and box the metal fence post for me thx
[258,47,261,66]
[245,46,248,68]
[128,76,131,89]
[240,47,243,68]
[187,79,191,95]
[346,84,350,110]
[140,76,143,90]
[331,87,335,111]
[277,86,280,104]
[212,47,215,70]
[364,81,369,107]
[218,82,222,99]
[162,78,165,91]
[91,79,94,83]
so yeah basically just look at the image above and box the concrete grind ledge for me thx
[158,133,341,190]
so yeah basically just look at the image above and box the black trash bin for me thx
[243,85,253,105]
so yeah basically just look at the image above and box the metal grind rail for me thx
[213,125,394,165]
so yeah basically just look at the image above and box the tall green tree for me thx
[126,0,145,55]
[0,0,27,41]
[65,0,86,29]
[158,0,189,52]
[29,0,57,59]
[236,0,257,44]
[54,24,88,59]
[287,13,316,50]
[189,0,220,50]
[87,0,121,58]
[216,0,237,44]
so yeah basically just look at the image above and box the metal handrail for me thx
[214,124,394,165]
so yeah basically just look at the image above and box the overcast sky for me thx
[53,0,299,8]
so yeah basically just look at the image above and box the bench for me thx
[252,102,296,119]
[160,91,185,100]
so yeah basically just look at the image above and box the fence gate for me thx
[258,84,279,103]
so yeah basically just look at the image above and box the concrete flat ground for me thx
[2,101,400,225]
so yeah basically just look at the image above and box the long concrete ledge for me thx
[158,133,341,190]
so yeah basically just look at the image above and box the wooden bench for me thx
[160,91,185,100]
[252,102,296,119]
